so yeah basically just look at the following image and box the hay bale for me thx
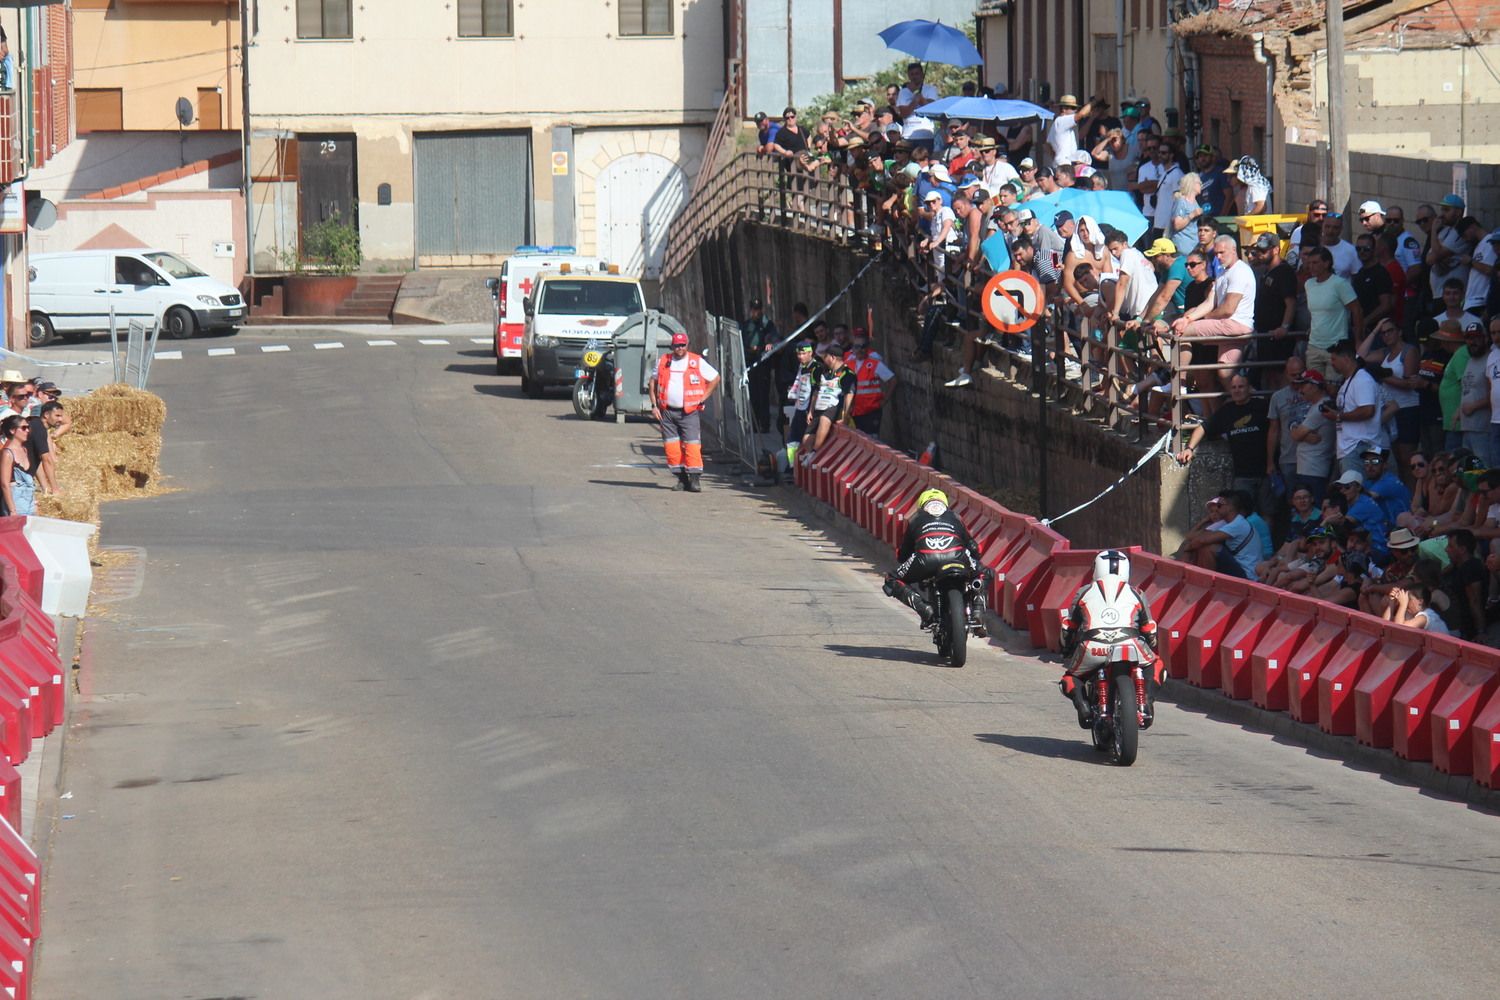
[65,384,166,437]
[52,431,160,498]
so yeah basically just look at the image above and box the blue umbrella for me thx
[920,96,1055,124]
[980,231,1011,273]
[878,19,983,67]
[1023,189,1151,246]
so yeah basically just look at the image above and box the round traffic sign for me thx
[982,269,1045,333]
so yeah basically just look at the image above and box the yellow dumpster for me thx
[1231,213,1307,256]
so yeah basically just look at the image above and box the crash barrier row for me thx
[797,425,1500,791]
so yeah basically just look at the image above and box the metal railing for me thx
[666,150,1309,436]
[690,60,743,200]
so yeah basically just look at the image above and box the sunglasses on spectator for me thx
[1186,259,1206,269]
[1411,460,1428,468]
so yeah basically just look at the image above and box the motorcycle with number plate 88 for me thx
[1067,632,1153,766]
[572,337,616,420]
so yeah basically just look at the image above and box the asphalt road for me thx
[33,328,1500,999]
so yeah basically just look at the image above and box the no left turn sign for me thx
[981,270,1045,333]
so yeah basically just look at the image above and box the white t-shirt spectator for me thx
[1393,229,1423,270]
[1046,113,1081,165]
[1326,239,1359,278]
[897,82,938,113]
[1487,346,1500,425]
[1115,247,1159,318]
[1335,366,1380,458]
[664,355,719,409]
[1214,259,1258,330]
[1431,225,1473,297]
[1466,229,1500,311]
[983,159,1019,192]
[1238,178,1270,213]
[1152,165,1184,230]
[901,114,936,142]
[1136,160,1165,220]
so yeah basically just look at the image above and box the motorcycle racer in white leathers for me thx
[1058,549,1165,728]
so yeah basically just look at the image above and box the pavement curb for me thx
[765,472,1500,814]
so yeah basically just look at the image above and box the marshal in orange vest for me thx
[655,353,711,413]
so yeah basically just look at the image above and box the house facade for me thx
[27,1,246,288]
[0,2,74,351]
[245,0,728,277]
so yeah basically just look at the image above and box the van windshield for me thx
[143,252,207,279]
[537,280,642,317]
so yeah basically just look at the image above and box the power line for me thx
[82,46,239,72]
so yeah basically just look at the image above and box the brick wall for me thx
[1189,34,1269,161]
[663,222,1173,552]
[1282,143,1500,223]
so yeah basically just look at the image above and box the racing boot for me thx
[686,474,703,493]
[1060,674,1093,729]
[887,578,936,628]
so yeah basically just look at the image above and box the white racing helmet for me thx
[1093,548,1131,583]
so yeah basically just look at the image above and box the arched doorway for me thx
[594,152,687,279]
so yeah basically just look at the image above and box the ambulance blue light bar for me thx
[514,245,578,255]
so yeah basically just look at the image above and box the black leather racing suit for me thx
[885,508,987,620]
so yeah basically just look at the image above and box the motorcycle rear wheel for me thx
[944,587,967,668]
[1111,672,1139,766]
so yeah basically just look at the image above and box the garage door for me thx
[595,152,687,279]
[414,131,531,256]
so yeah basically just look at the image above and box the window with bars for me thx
[297,0,352,40]
[459,0,513,37]
[620,0,672,36]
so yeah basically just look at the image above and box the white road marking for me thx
[418,338,450,345]
[469,337,490,344]
[207,348,235,357]
[261,345,291,353]
[314,342,344,350]
[153,351,182,360]
[366,340,397,346]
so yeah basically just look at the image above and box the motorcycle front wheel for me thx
[1111,672,1139,766]
[944,587,967,668]
[572,379,596,420]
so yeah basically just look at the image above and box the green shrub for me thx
[302,217,362,276]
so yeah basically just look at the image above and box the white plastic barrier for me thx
[21,516,96,617]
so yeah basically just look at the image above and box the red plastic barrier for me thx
[1315,615,1386,735]
[858,448,911,537]
[1248,597,1319,711]
[1216,588,1287,699]
[1028,549,1108,652]
[869,468,921,549]
[1429,651,1500,776]
[1155,565,1219,679]
[1283,603,1357,723]
[835,447,884,520]
[0,759,17,834]
[803,432,860,503]
[1391,635,1462,762]
[1131,554,1186,622]
[0,598,59,739]
[1003,524,1069,635]
[1181,577,1254,690]
[0,520,41,605]
[1470,686,1500,789]
[1352,623,1428,748]
[0,663,31,766]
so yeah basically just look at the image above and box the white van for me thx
[520,266,644,398]
[485,245,599,374]
[28,249,245,346]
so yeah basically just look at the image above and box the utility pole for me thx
[1325,0,1349,214]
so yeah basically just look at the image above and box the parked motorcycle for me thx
[1066,636,1153,766]
[919,565,987,668]
[572,338,616,420]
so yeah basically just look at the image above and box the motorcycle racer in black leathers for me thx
[883,488,992,628]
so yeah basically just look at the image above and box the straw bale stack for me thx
[33,383,167,529]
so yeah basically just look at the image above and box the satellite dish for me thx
[25,196,55,231]
[174,97,194,127]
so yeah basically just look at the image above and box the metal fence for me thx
[665,150,1310,437]
[109,311,160,390]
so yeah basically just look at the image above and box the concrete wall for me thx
[1309,46,1500,163]
[1282,144,1500,223]
[73,1,241,131]
[662,222,1170,552]
[31,190,246,286]
[28,132,242,201]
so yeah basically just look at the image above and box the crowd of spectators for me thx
[749,67,1500,643]
[0,372,69,517]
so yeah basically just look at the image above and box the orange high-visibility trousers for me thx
[660,407,703,474]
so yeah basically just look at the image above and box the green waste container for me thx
[610,310,686,422]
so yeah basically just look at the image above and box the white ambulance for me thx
[486,246,599,374]
[519,264,644,398]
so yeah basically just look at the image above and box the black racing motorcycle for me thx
[572,338,615,420]
[920,564,987,668]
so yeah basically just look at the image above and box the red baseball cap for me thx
[670,332,689,346]
[1293,369,1326,385]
